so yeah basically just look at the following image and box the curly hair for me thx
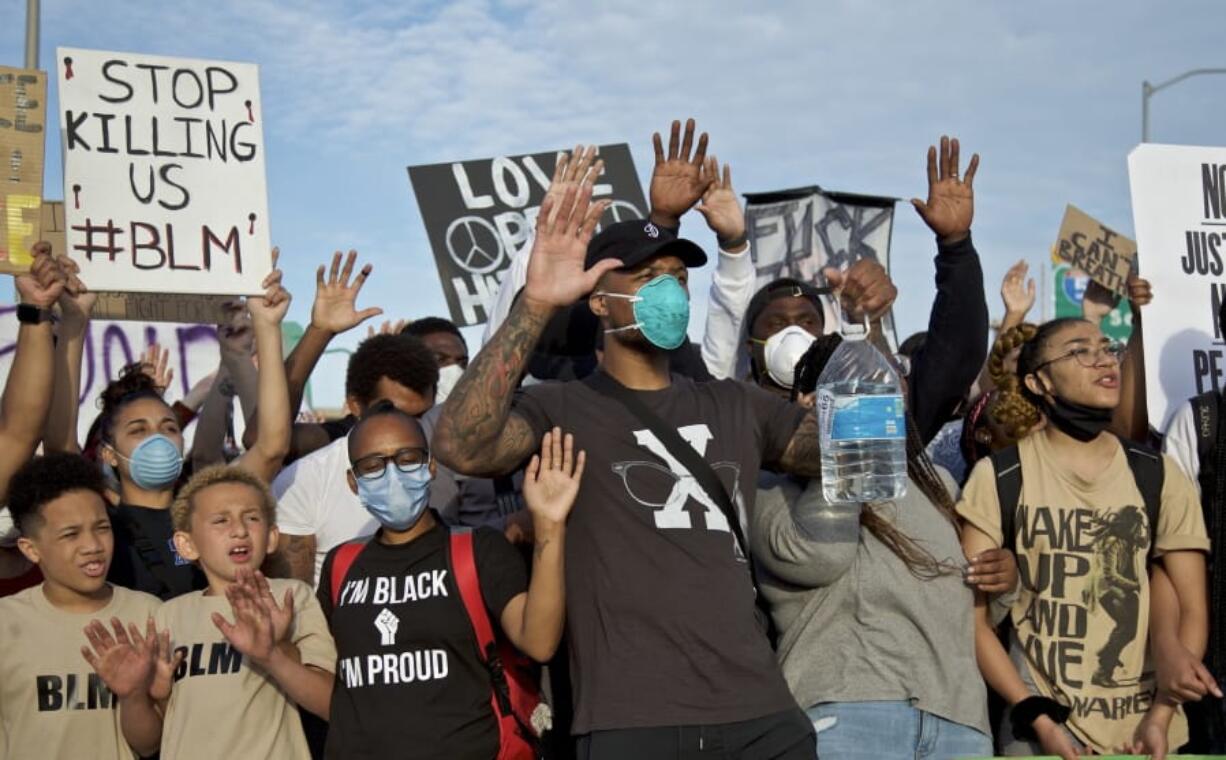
[989,318,1094,444]
[97,363,169,442]
[8,453,108,536]
[792,334,960,580]
[345,333,439,405]
[171,465,277,533]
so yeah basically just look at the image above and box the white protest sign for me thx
[1127,143,1226,431]
[57,47,271,296]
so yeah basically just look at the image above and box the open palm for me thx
[522,182,615,309]
[523,428,585,524]
[312,250,382,334]
[911,135,979,244]
[649,119,712,226]
[81,618,155,699]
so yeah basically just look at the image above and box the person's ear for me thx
[588,291,608,318]
[346,470,358,496]
[101,443,119,469]
[16,536,40,565]
[1022,371,1050,400]
[344,396,363,418]
[265,525,280,556]
[173,531,200,562]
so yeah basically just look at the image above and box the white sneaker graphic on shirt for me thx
[374,608,399,646]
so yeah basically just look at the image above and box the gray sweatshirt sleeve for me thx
[752,478,862,588]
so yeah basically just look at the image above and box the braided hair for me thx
[792,335,960,579]
[987,318,1091,443]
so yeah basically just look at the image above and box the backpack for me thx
[989,433,1164,561]
[329,528,546,760]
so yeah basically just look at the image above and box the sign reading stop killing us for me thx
[1128,143,1226,430]
[57,48,272,296]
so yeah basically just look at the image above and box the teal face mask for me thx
[600,274,690,350]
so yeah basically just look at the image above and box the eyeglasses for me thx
[1034,341,1127,373]
[611,460,741,507]
[351,447,429,480]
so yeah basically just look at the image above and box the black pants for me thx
[576,708,815,760]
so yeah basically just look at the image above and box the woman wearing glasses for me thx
[958,316,1210,759]
[317,401,582,759]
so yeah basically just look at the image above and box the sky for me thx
[3,0,1226,409]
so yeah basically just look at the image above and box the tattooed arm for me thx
[434,154,618,477]
[277,534,318,586]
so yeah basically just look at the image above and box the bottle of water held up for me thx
[816,325,908,504]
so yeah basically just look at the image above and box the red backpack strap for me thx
[450,528,497,657]
[329,540,369,609]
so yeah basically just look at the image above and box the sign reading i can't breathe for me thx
[57,48,272,296]
[1128,143,1226,430]
[408,143,648,327]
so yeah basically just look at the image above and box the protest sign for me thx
[743,186,898,344]
[42,200,230,322]
[1128,143,1226,430]
[0,66,47,273]
[57,48,272,296]
[0,303,219,445]
[408,143,648,326]
[1053,204,1135,299]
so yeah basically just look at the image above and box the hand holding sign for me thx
[649,118,712,229]
[246,248,290,327]
[696,157,745,250]
[911,135,979,245]
[822,260,897,323]
[523,182,613,310]
[15,244,67,308]
[311,250,382,336]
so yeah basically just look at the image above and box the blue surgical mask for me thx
[356,463,432,531]
[600,274,690,350]
[115,434,183,490]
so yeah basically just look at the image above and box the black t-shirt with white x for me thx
[318,519,528,760]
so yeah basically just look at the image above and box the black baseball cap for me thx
[745,277,831,335]
[585,219,707,271]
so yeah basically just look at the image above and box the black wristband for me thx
[16,304,52,325]
[718,232,748,250]
[1010,696,1072,741]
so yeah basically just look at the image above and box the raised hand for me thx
[546,146,604,226]
[649,118,712,228]
[139,343,174,395]
[822,260,897,322]
[218,299,255,356]
[54,254,96,326]
[311,250,383,335]
[247,248,291,327]
[242,569,295,645]
[695,157,745,249]
[16,244,68,309]
[1081,280,1120,325]
[522,181,614,310]
[125,616,184,701]
[366,319,408,339]
[1127,273,1153,308]
[522,427,585,526]
[1001,260,1036,320]
[911,135,979,244]
[81,617,156,700]
[212,578,276,665]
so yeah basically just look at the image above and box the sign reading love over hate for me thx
[57,48,272,296]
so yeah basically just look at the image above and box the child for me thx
[86,465,337,758]
[319,402,579,759]
[0,453,162,759]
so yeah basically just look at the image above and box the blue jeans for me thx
[806,701,991,760]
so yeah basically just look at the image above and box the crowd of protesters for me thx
[0,118,1220,760]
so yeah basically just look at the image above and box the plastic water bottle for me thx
[815,335,908,504]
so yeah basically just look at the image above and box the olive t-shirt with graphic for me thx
[512,371,806,734]
[0,584,161,759]
[957,433,1210,753]
[154,578,336,759]
[317,522,528,759]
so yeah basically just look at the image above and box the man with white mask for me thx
[403,317,469,404]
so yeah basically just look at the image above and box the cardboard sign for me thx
[42,200,229,322]
[0,66,47,273]
[1054,204,1135,298]
[1128,143,1226,431]
[408,143,648,327]
[57,48,272,296]
[743,186,898,345]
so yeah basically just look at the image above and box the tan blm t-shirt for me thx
[155,577,336,760]
[0,584,161,759]
[957,433,1210,753]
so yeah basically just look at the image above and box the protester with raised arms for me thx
[435,119,826,759]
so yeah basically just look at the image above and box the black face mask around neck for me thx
[1040,394,1114,442]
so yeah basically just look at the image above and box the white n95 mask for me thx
[762,326,817,389]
